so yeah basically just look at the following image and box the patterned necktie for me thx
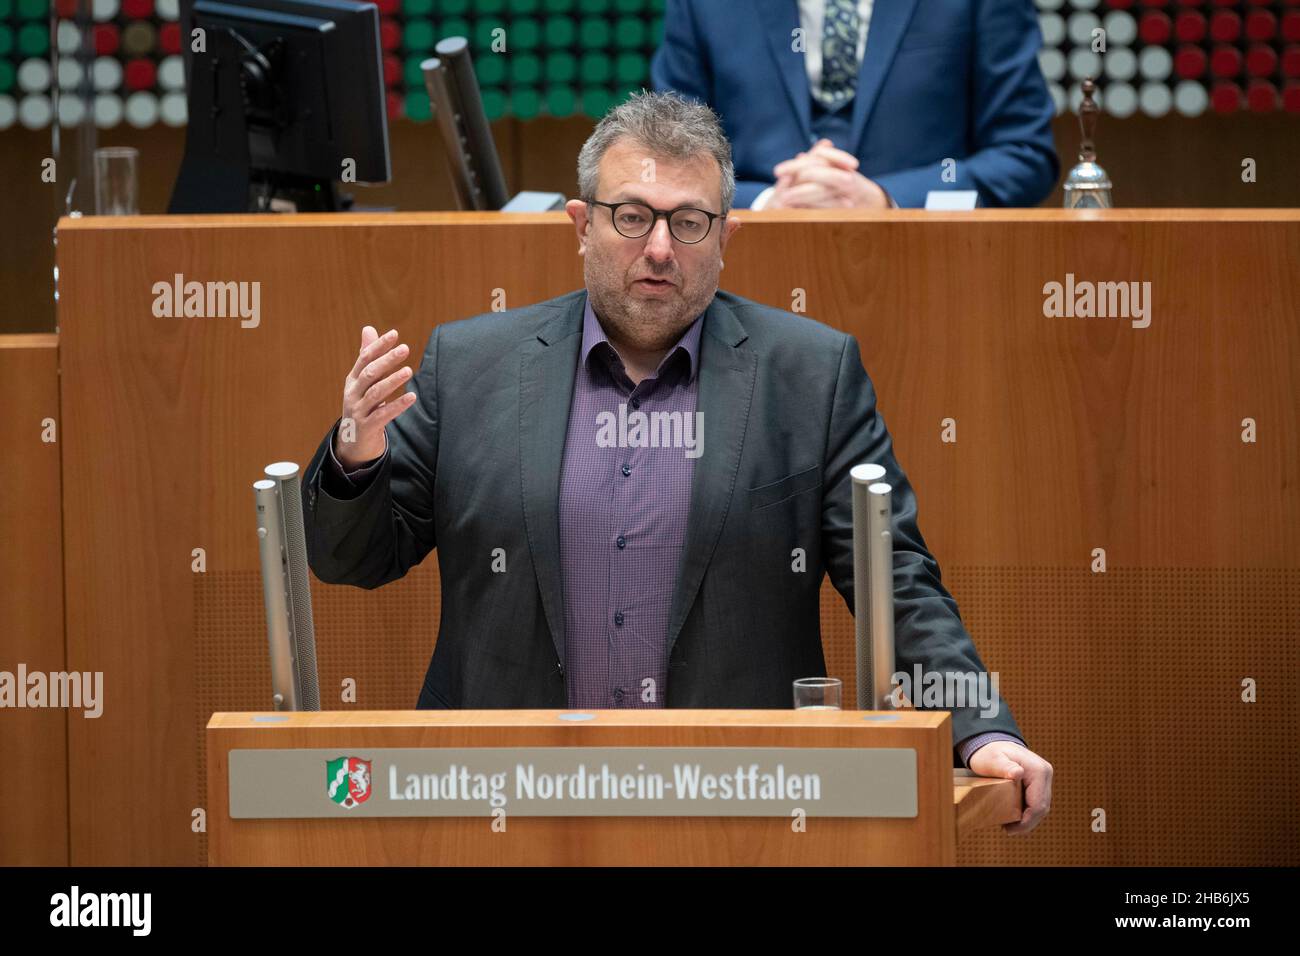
[816,0,860,111]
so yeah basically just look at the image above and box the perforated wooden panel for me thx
[822,568,1300,865]
[194,563,440,864]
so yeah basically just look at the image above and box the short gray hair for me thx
[577,89,736,216]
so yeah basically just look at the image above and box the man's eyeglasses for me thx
[586,199,725,244]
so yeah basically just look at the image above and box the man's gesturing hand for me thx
[967,740,1054,835]
[335,325,417,470]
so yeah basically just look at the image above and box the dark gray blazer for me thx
[301,288,1022,756]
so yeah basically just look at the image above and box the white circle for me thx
[160,91,187,126]
[1071,0,1100,9]
[1104,81,1137,118]
[58,59,85,90]
[1038,13,1065,47]
[1102,11,1137,47]
[94,93,124,128]
[1105,47,1137,81]
[1034,0,1064,11]
[19,94,54,129]
[1173,80,1208,117]
[849,464,886,483]
[157,55,185,91]
[1049,82,1067,116]
[1068,48,1102,81]
[1139,45,1173,81]
[157,0,180,20]
[125,90,159,128]
[58,94,87,126]
[1038,48,1066,81]
[93,57,124,91]
[0,95,17,131]
[93,0,120,22]
[1068,82,1103,114]
[58,20,83,55]
[1138,82,1172,118]
[18,58,53,93]
[1067,12,1101,47]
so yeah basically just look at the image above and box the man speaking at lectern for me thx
[302,91,1052,832]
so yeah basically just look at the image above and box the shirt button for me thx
[630,397,641,409]
[613,687,625,702]
[616,535,626,549]
[614,611,624,627]
[621,463,631,477]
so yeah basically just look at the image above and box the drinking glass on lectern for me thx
[793,677,842,710]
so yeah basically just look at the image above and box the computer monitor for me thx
[169,0,391,213]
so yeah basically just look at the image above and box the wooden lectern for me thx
[207,710,1020,865]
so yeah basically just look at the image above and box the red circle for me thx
[1210,81,1242,112]
[123,0,155,18]
[1143,0,1170,8]
[1175,11,1206,43]
[1245,10,1277,41]
[124,58,157,92]
[380,19,401,52]
[374,0,399,14]
[1210,44,1244,77]
[94,24,121,57]
[159,22,181,55]
[1140,11,1173,45]
[1210,10,1242,43]
[1175,45,1208,78]
[55,0,79,16]
[382,54,400,88]
[1283,12,1300,43]
[1282,46,1300,77]
[1246,79,1279,111]
[386,91,403,121]
[1246,44,1278,77]
[1282,82,1300,113]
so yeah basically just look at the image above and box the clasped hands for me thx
[763,138,892,209]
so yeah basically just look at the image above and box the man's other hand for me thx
[336,325,417,469]
[766,139,890,209]
[967,740,1054,835]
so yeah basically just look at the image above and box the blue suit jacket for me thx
[651,0,1059,208]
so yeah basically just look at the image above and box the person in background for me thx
[651,0,1059,208]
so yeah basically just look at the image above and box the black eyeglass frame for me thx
[585,198,726,244]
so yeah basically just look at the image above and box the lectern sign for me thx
[228,747,919,819]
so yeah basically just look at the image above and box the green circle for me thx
[404,19,436,52]
[614,0,642,13]
[441,0,469,13]
[17,0,45,20]
[0,60,14,93]
[511,18,542,49]
[476,0,506,14]
[544,16,576,47]
[614,16,644,48]
[404,55,427,89]
[441,17,472,42]
[578,0,609,13]
[475,53,506,85]
[614,52,646,84]
[0,25,13,59]
[649,16,663,44]
[509,0,540,13]
[509,53,541,85]
[582,87,617,118]
[402,0,433,15]
[649,0,664,13]
[481,87,507,120]
[543,0,575,12]
[545,85,576,117]
[544,51,576,82]
[579,18,611,48]
[404,89,432,122]
[18,22,48,57]
[0,0,12,18]
[510,86,541,119]
[579,52,611,83]
[473,17,506,51]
